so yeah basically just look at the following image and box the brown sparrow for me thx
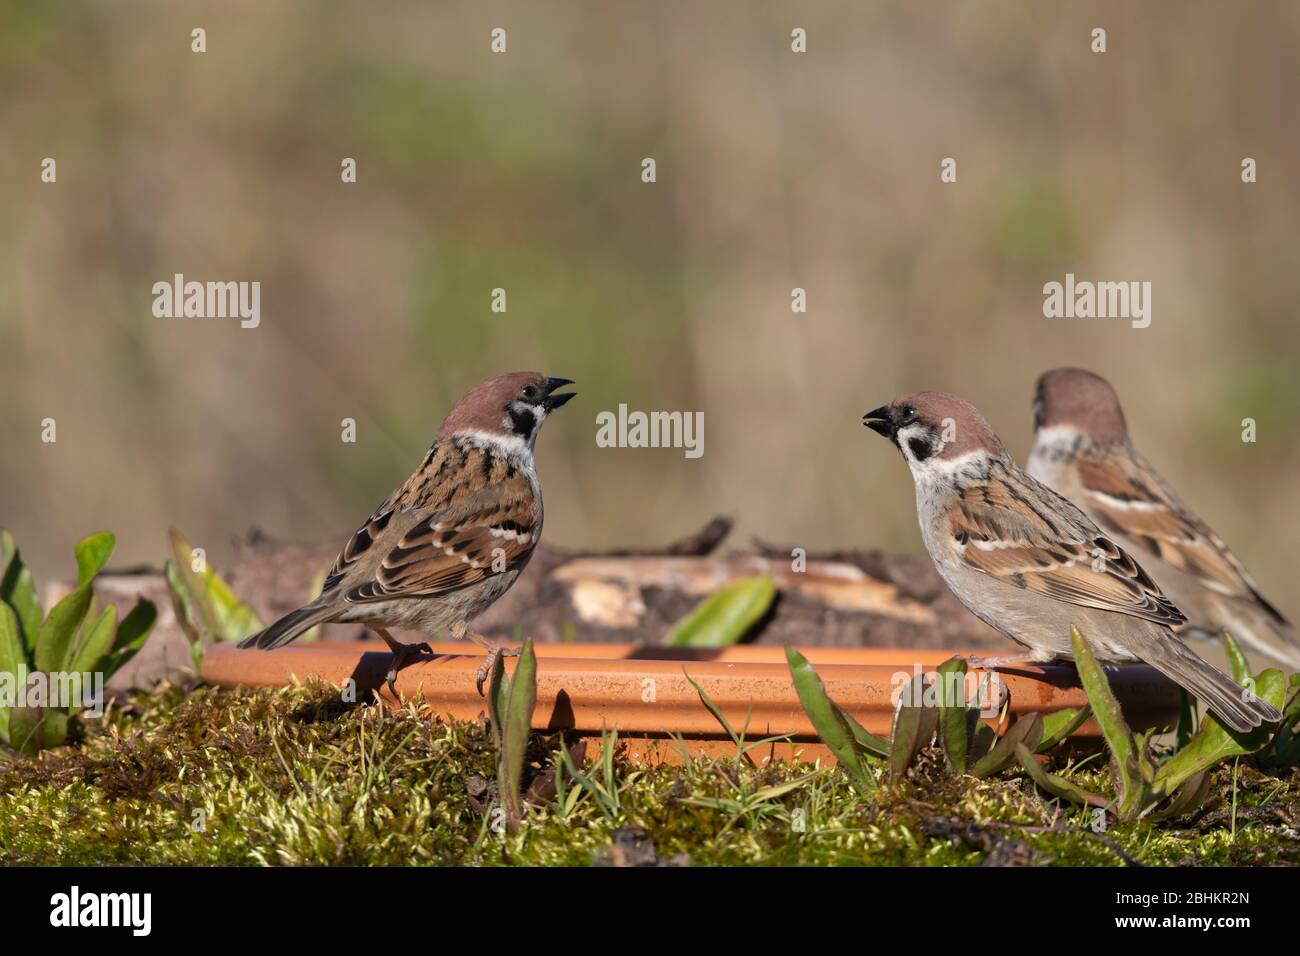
[863,391,1281,731]
[1028,367,1299,670]
[238,371,576,696]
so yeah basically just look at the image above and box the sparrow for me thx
[238,371,576,697]
[1027,367,1299,671]
[862,391,1281,732]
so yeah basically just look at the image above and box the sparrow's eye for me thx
[520,384,541,402]
[899,405,916,423]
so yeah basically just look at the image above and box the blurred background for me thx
[2,1,1298,620]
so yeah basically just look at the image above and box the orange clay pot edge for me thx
[201,642,1183,749]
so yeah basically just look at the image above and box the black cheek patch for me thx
[508,405,536,436]
[907,436,933,461]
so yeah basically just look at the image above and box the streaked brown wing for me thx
[953,475,1187,629]
[1077,453,1261,601]
[345,467,539,603]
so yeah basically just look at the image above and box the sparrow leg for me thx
[465,629,520,697]
[373,627,431,699]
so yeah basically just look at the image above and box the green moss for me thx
[1,682,1296,866]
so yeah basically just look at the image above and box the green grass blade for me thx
[683,668,740,747]
[784,646,874,791]
[499,640,537,830]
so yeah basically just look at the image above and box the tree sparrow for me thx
[863,391,1281,732]
[1028,367,1299,670]
[238,371,576,696]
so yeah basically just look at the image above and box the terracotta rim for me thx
[200,641,1183,763]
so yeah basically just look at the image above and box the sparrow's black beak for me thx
[862,405,896,439]
[543,377,576,411]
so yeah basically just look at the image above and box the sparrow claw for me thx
[474,651,497,697]
[474,644,523,696]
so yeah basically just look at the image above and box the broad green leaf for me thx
[935,656,973,773]
[499,640,538,830]
[33,583,93,674]
[42,710,69,748]
[1015,743,1109,808]
[785,646,874,792]
[73,532,115,585]
[486,652,509,751]
[164,560,202,648]
[667,576,775,648]
[0,603,27,744]
[169,529,221,637]
[889,674,937,783]
[969,721,997,762]
[1037,705,1091,754]
[203,568,262,643]
[1155,668,1286,794]
[1175,689,1196,750]
[1071,626,1144,800]
[108,598,156,669]
[0,535,42,651]
[68,605,117,679]
[1221,632,1250,684]
[1284,673,1300,725]
[971,713,1043,779]
[1147,771,1212,822]
[840,708,891,759]
[7,706,44,757]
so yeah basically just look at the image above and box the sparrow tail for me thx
[237,601,335,651]
[1140,636,1282,733]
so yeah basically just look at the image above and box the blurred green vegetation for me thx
[1,2,1297,623]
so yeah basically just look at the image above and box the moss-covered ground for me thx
[2,681,1297,866]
